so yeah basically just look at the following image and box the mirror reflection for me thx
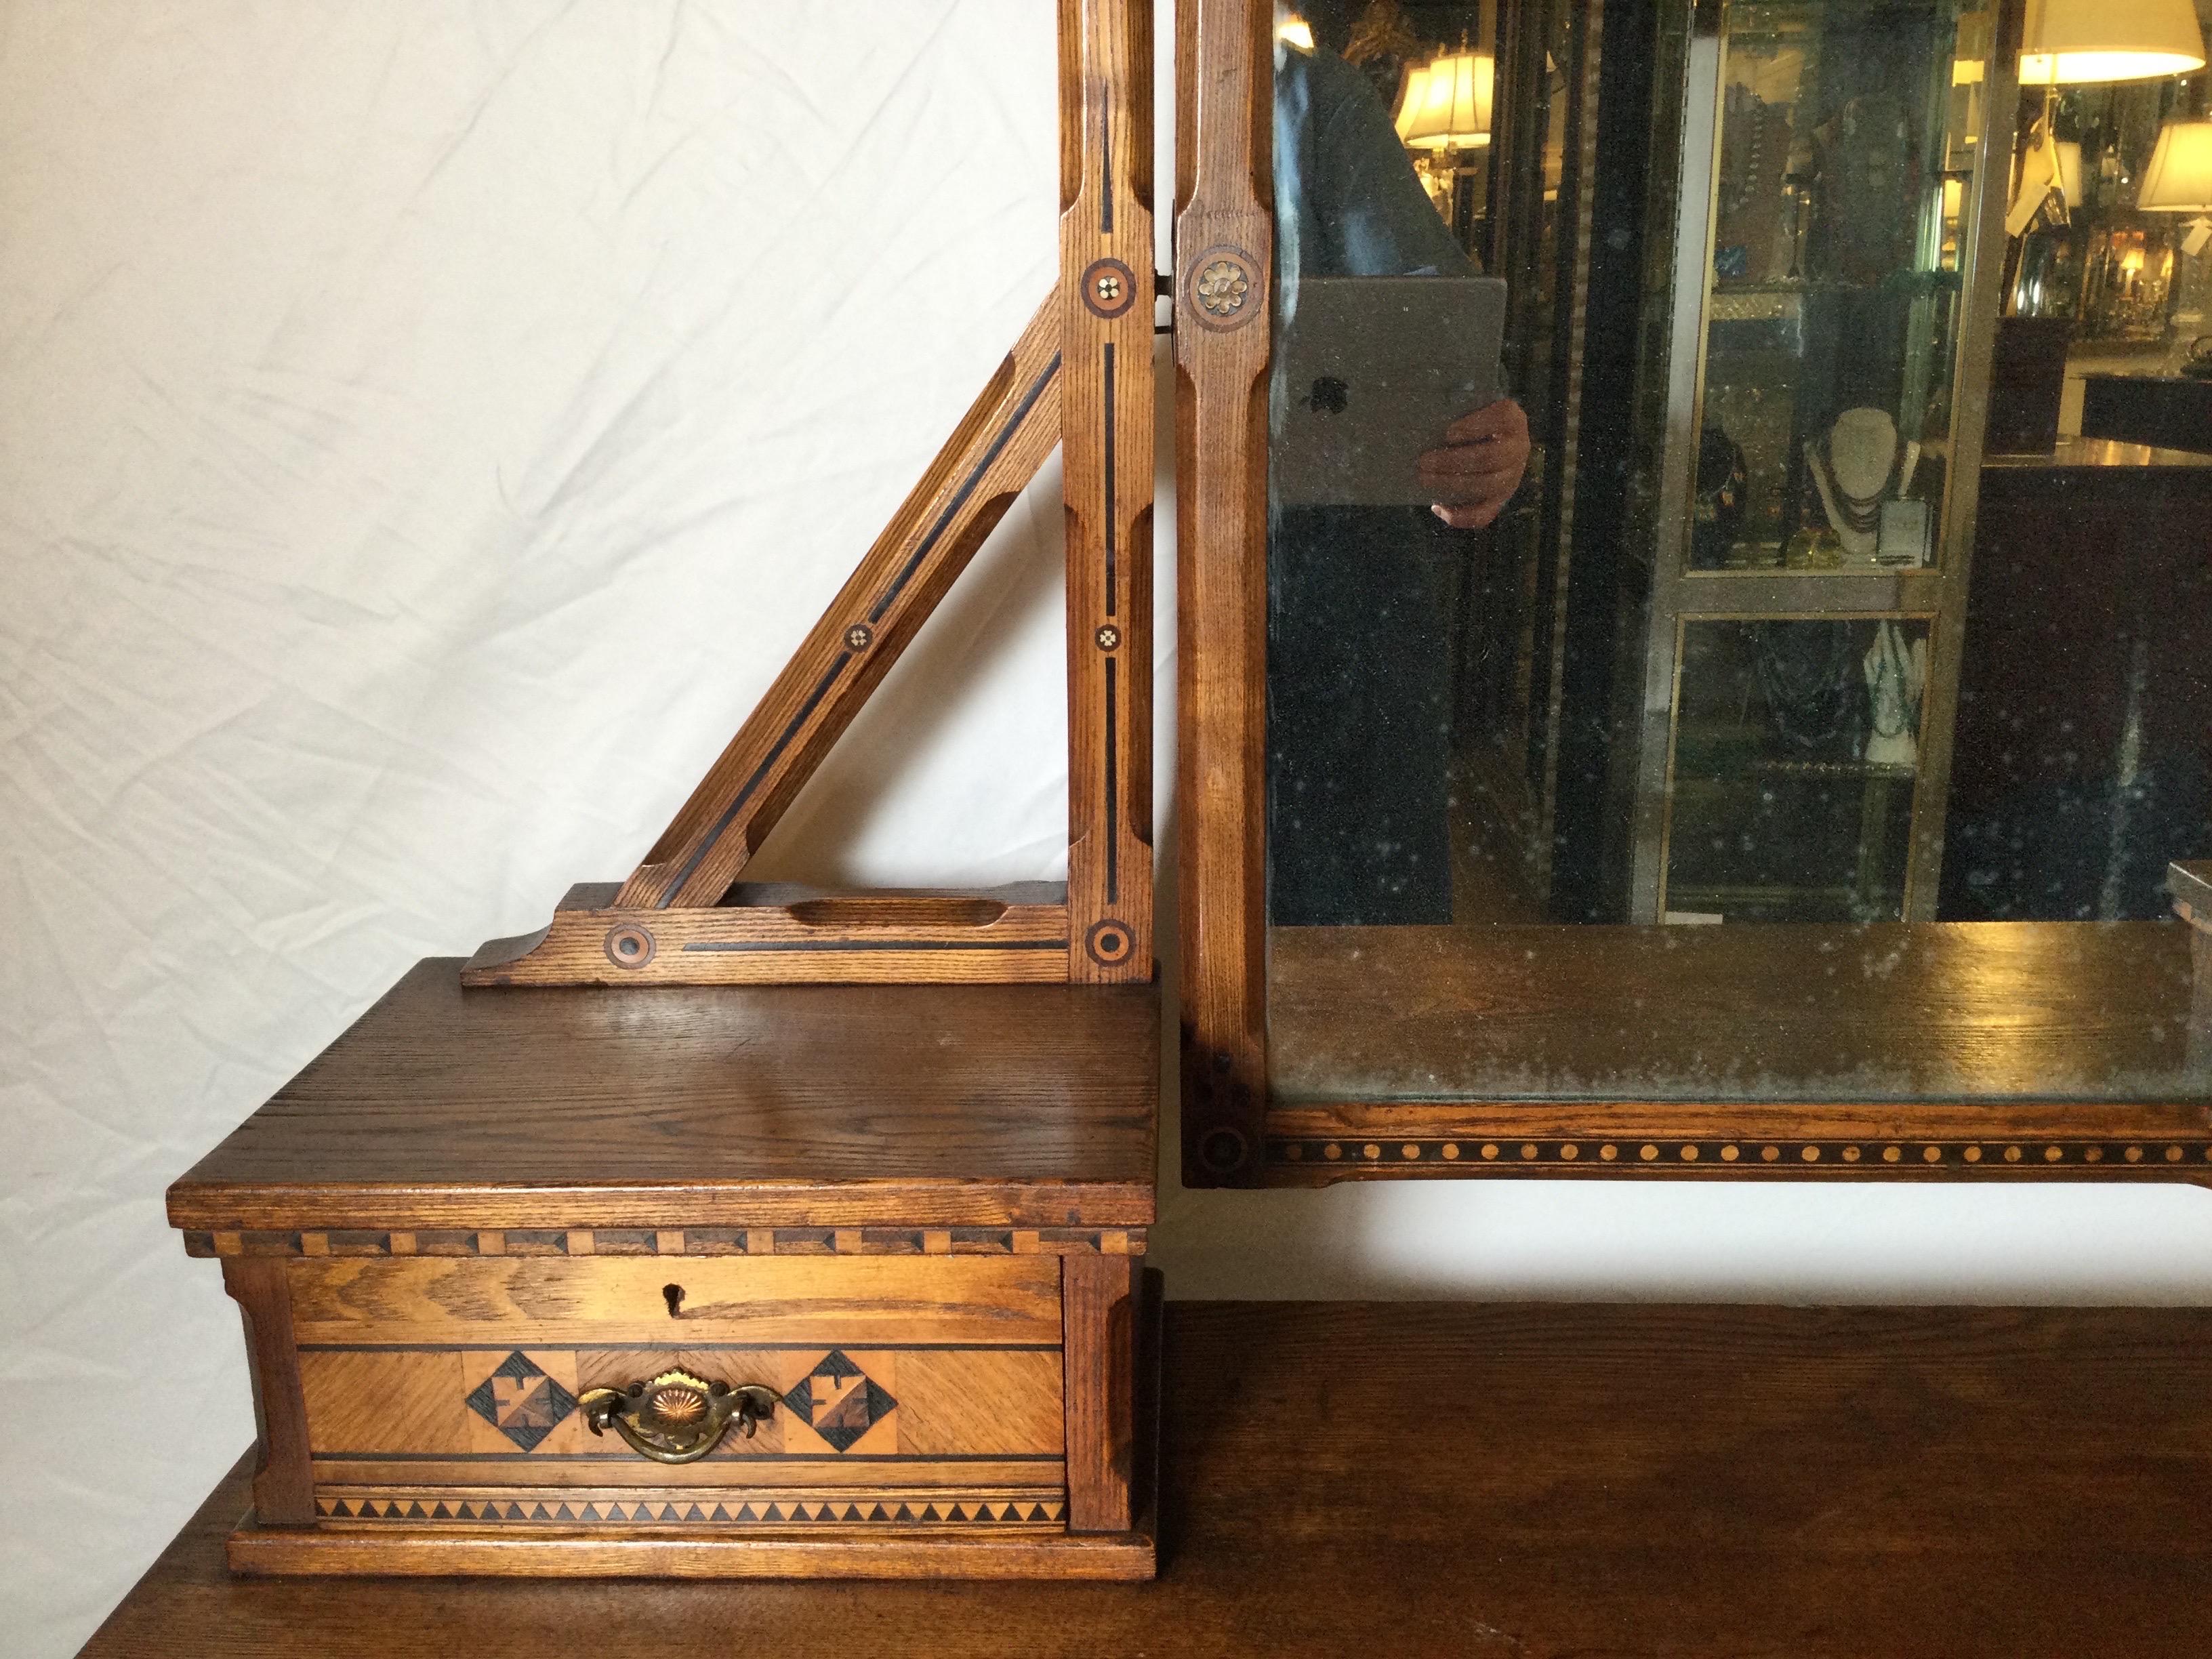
[1264,0,2212,1103]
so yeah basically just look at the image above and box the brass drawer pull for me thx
[578,1369,779,1465]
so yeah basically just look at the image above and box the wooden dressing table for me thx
[83,1301,2212,1657]
[130,0,2212,1637]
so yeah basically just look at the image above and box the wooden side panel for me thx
[615,301,1063,912]
[1174,0,1273,1183]
[224,1257,314,1526]
[1061,1253,1139,1533]
[283,1256,1064,1347]
[1061,0,1157,985]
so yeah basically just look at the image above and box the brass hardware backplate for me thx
[578,1369,779,1465]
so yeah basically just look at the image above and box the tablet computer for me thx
[1272,274,1507,508]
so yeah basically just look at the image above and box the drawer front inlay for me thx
[298,1345,1065,1464]
[287,1256,1069,1525]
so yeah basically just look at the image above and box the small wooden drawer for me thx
[285,1256,1069,1534]
[169,966,1159,1578]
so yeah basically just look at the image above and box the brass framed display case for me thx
[1174,0,2212,1187]
[1628,0,1998,925]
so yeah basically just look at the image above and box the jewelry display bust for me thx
[1805,407,1920,561]
[1862,619,1925,769]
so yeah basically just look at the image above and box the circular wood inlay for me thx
[603,924,656,970]
[1082,258,1137,319]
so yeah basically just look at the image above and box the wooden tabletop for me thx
[82,1300,2212,1657]
[167,960,1157,1233]
[1270,921,2205,1109]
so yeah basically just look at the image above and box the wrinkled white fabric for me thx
[2,4,1096,1647]
[9,7,2212,1654]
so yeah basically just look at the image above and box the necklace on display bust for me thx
[1805,409,1912,552]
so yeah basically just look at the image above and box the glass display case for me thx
[1662,615,1934,921]
[1626,0,1999,922]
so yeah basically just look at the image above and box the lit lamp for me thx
[1393,63,1434,142]
[2140,119,2212,257]
[1277,12,1314,51]
[2020,0,2206,84]
[1395,47,1493,226]
[2005,2,2205,235]
[1396,48,1494,150]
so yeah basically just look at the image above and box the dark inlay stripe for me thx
[655,352,1062,906]
[657,653,851,905]
[1104,657,1119,904]
[682,938,1069,954]
[867,352,1063,626]
[1102,340,1117,612]
[1100,100,1113,234]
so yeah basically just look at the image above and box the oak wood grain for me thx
[167,961,1157,1234]
[1173,0,1273,1185]
[84,1301,2212,1655]
[283,1256,1063,1348]
[462,884,1071,987]
[1060,1254,1139,1533]
[895,1349,1067,1458]
[222,1259,313,1528]
[1061,0,1157,985]
[222,1526,1148,1582]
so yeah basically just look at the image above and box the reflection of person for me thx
[1269,38,1530,926]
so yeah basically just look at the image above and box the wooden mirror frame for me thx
[1173,0,2212,1189]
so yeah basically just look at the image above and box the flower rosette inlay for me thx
[1186,247,1262,331]
[1197,259,1250,318]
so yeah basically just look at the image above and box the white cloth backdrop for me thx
[5,5,2210,1652]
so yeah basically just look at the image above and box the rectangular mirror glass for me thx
[1261,0,2212,1111]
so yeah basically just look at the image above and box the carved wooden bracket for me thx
[468,0,1155,988]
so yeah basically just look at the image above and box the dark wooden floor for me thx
[82,1302,2212,1658]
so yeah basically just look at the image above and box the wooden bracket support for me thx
[468,0,1155,989]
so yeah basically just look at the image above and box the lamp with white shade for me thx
[1392,62,1434,142]
[2020,0,2206,85]
[2139,119,2212,257]
[2003,3,2207,276]
[1393,47,1495,229]
[1396,48,1494,150]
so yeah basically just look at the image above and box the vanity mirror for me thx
[1176,0,2212,1185]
